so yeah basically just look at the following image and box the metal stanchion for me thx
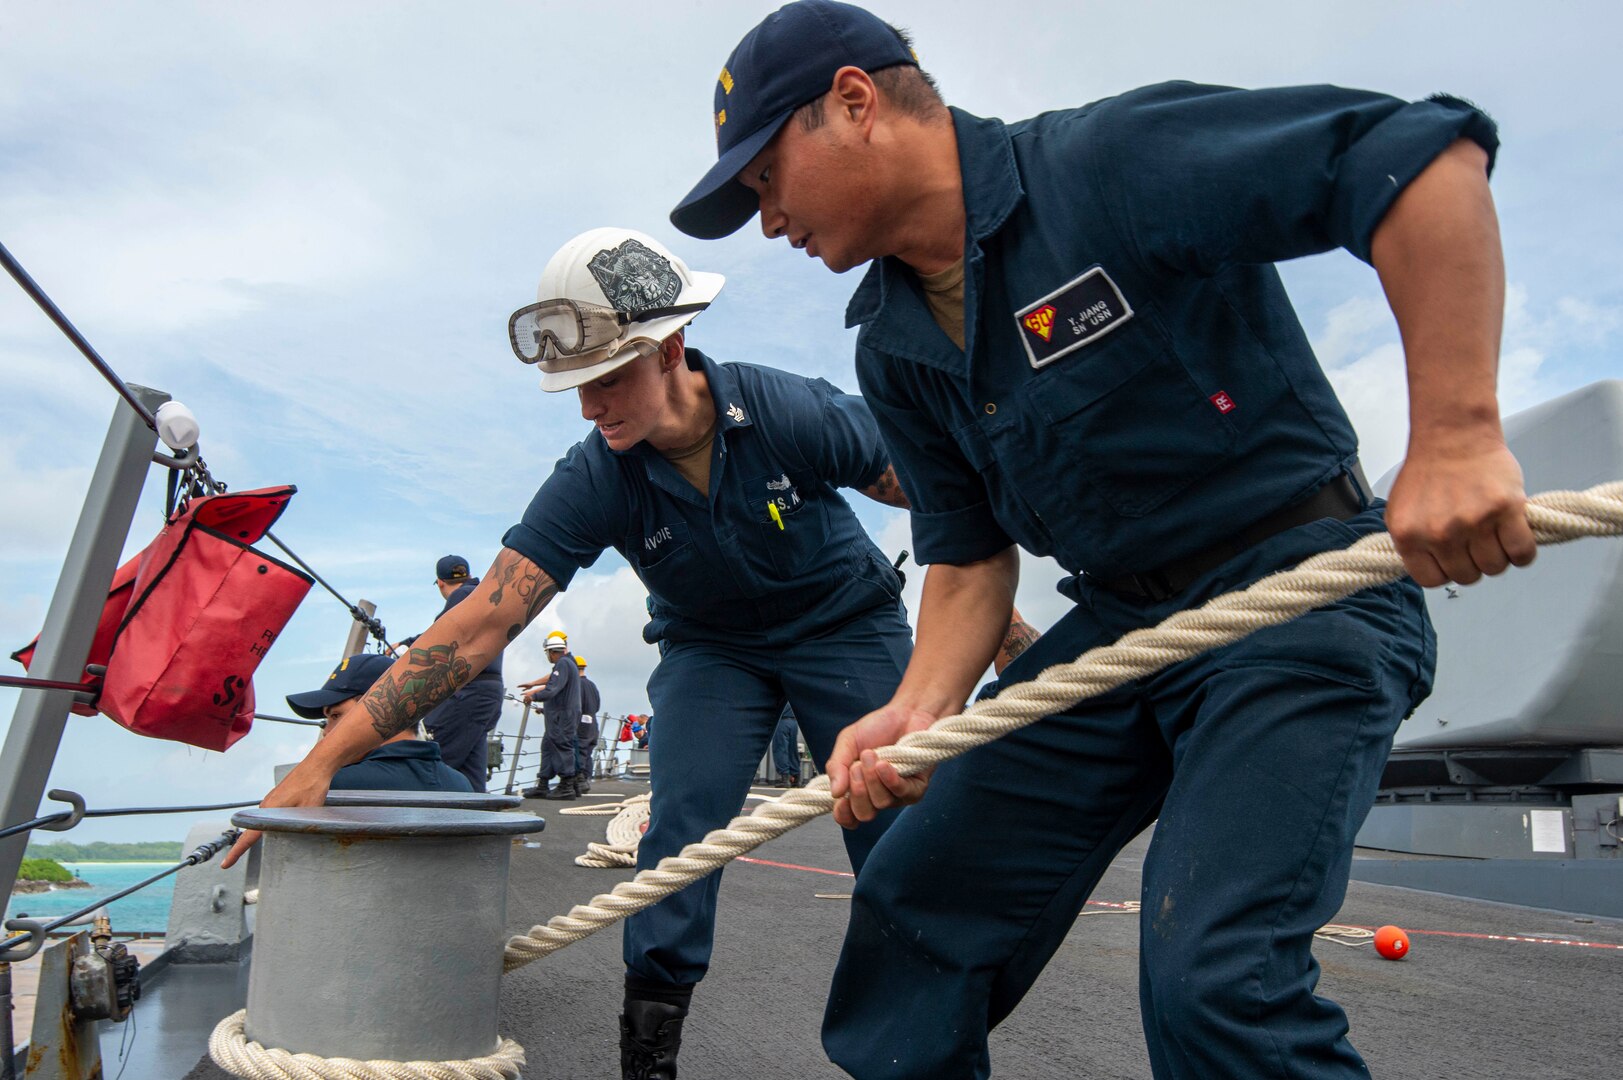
[504,702,534,795]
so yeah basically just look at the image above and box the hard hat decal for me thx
[588,239,682,314]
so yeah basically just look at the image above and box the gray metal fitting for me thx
[232,805,544,1062]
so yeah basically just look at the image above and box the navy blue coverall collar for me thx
[617,348,752,506]
[844,108,1026,377]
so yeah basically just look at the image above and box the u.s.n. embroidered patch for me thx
[1014,266,1133,368]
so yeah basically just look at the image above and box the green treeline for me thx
[25,840,183,863]
[18,857,74,882]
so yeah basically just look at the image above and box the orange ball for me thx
[1373,925,1410,960]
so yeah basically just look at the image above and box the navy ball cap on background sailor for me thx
[670,0,917,239]
[286,653,394,719]
[436,554,470,582]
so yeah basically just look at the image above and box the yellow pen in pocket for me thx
[768,502,785,530]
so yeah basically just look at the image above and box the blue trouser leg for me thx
[823,511,1434,1080]
[777,604,914,871]
[626,606,912,987]
[1137,574,1428,1078]
[823,602,1167,1080]
[536,706,576,782]
[771,716,800,778]
[426,680,500,793]
[575,720,599,776]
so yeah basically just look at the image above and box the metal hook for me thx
[0,921,46,961]
[37,790,86,833]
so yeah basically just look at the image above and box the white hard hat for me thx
[529,227,725,392]
[544,630,568,651]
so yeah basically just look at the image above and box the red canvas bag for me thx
[13,486,313,750]
[10,557,139,716]
[100,486,312,751]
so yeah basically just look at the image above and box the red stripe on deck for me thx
[735,856,855,878]
[1375,927,1623,951]
[1080,901,1623,951]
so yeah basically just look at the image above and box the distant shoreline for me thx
[59,860,174,865]
[11,878,92,895]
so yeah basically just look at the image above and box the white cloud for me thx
[1316,281,1620,482]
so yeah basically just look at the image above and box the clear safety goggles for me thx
[507,298,709,364]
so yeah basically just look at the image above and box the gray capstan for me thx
[232,805,543,1062]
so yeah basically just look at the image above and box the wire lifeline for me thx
[3,237,394,656]
[2,830,239,957]
[176,455,394,652]
[0,795,257,842]
[206,482,1623,1078]
[0,239,159,431]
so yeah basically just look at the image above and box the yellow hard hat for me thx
[575,655,587,669]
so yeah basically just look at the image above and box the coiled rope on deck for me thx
[562,793,651,868]
[210,481,1623,1077]
[209,1011,526,1080]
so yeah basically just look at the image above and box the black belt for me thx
[1087,471,1368,603]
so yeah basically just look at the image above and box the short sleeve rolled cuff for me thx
[1331,93,1500,264]
[498,442,622,594]
[499,521,584,592]
[910,500,1015,567]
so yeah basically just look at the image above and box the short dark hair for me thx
[794,24,945,131]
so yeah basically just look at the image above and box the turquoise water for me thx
[6,862,175,933]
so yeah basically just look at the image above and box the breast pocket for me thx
[630,519,701,596]
[1032,328,1236,519]
[745,471,830,579]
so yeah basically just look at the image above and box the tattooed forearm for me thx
[363,642,474,739]
[860,465,911,509]
[994,612,1041,675]
[488,549,560,640]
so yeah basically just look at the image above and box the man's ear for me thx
[662,330,686,372]
[831,66,878,133]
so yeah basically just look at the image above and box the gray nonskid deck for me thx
[170,779,1618,1079]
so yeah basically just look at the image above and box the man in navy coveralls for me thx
[672,3,1536,1077]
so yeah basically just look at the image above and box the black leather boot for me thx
[543,777,579,800]
[575,770,592,796]
[620,998,686,1079]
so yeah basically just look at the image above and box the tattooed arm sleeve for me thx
[859,464,912,510]
[993,605,1041,676]
[358,548,559,741]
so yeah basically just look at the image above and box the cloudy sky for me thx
[2,0,1619,844]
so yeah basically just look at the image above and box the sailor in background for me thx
[228,225,1039,1080]
[518,631,581,800]
[575,654,601,793]
[287,653,473,793]
[673,3,1533,1078]
[402,555,505,792]
[770,702,801,788]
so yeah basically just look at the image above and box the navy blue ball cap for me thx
[287,653,395,719]
[435,554,470,582]
[671,0,916,239]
